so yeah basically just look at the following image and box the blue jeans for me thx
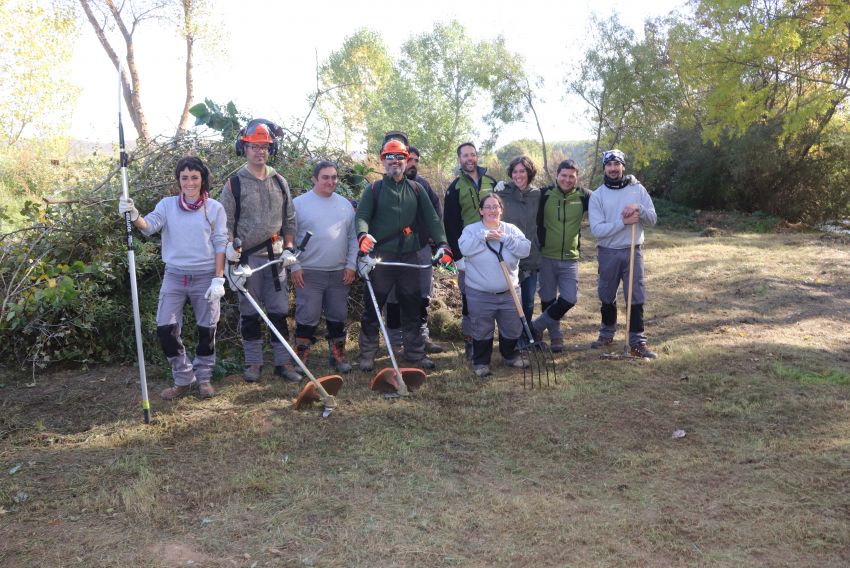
[519,271,538,328]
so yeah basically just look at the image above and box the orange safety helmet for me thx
[235,119,281,156]
[380,139,409,159]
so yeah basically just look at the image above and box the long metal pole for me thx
[118,70,151,423]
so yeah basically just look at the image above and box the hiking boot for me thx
[274,361,302,383]
[550,339,564,353]
[328,339,352,374]
[243,364,262,383]
[409,356,436,370]
[358,355,374,372]
[473,365,491,378]
[294,337,312,366]
[503,357,530,369]
[197,382,215,399]
[590,336,614,349]
[630,342,658,359]
[425,340,446,354]
[160,383,193,400]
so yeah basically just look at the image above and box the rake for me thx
[601,223,640,361]
[229,234,343,416]
[486,241,556,388]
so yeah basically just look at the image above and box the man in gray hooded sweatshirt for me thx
[588,149,658,359]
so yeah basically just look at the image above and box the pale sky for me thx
[69,0,686,148]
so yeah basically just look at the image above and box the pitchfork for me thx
[486,241,556,389]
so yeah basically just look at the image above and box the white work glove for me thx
[225,264,247,292]
[280,248,297,268]
[225,242,241,263]
[272,238,284,255]
[454,258,466,271]
[204,277,226,302]
[357,255,378,278]
[118,196,139,221]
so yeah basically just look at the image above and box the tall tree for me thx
[0,1,79,146]
[78,0,219,141]
[319,29,394,152]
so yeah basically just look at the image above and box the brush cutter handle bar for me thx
[375,261,432,269]
[230,231,313,275]
[240,288,336,408]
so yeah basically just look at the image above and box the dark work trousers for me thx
[359,251,425,362]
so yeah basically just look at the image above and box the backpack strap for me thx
[230,175,242,240]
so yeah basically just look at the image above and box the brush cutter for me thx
[228,233,342,416]
[602,222,639,361]
[357,254,426,398]
[486,241,556,389]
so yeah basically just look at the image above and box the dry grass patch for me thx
[1,227,849,567]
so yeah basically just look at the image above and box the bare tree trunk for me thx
[78,0,151,142]
[523,81,552,185]
[175,0,194,136]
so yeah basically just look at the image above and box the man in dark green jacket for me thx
[443,142,497,357]
[531,159,591,352]
[355,139,451,371]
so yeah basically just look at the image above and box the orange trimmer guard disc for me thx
[370,368,427,393]
[293,375,344,410]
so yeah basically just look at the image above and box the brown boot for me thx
[328,338,352,374]
[161,383,193,400]
[295,337,312,366]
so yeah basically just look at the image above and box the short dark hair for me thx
[174,156,210,195]
[480,192,504,210]
[312,160,338,179]
[556,159,580,175]
[507,155,537,185]
[408,146,420,158]
[457,142,476,157]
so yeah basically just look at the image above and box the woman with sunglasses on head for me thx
[119,156,228,400]
[494,155,542,340]
[457,193,531,378]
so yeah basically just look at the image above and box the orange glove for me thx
[358,233,376,254]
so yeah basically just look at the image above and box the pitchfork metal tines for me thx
[485,241,557,389]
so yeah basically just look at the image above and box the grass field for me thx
[1,224,849,567]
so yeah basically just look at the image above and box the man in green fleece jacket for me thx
[355,139,451,372]
[443,142,498,358]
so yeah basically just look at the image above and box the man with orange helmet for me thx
[355,138,451,371]
[221,119,301,383]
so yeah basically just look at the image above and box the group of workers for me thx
[118,120,658,399]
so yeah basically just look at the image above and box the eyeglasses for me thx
[482,205,501,210]
[246,144,270,152]
[383,153,407,161]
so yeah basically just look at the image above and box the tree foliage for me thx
[0,1,79,147]
[321,22,533,171]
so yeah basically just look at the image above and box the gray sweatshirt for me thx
[458,221,531,293]
[290,189,358,272]
[219,164,297,254]
[140,196,228,274]
[588,181,657,249]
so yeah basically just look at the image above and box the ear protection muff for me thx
[235,118,282,157]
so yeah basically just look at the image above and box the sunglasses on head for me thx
[383,153,407,161]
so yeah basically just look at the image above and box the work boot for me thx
[197,382,215,399]
[328,338,352,374]
[406,355,436,370]
[590,336,614,349]
[160,383,194,400]
[425,340,446,354]
[473,365,491,378]
[243,364,262,383]
[294,337,312,366]
[503,357,530,369]
[630,342,658,359]
[274,360,302,383]
[550,338,564,353]
[358,354,374,372]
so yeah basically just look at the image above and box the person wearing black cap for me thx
[588,149,658,358]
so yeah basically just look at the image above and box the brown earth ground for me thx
[1,224,849,567]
